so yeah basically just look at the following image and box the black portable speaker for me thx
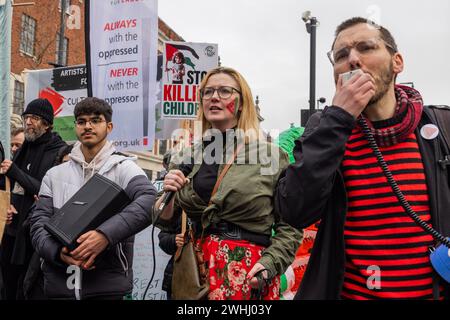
[45,173,130,250]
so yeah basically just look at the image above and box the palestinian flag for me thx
[165,43,198,70]
[39,87,65,116]
[274,126,305,163]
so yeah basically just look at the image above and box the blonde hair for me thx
[197,67,261,141]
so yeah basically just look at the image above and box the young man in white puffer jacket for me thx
[30,97,155,300]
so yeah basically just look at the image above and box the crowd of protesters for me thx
[1,17,449,300]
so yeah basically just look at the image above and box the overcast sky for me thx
[159,0,450,133]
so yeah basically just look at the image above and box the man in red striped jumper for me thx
[275,17,450,300]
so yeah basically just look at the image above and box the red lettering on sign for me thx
[110,68,138,77]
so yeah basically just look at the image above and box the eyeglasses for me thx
[22,114,43,122]
[327,38,396,65]
[74,117,107,127]
[200,86,241,100]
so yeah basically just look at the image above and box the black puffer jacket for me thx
[158,231,177,295]
[5,131,66,265]
[275,105,450,300]
[158,213,186,295]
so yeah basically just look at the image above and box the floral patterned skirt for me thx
[197,235,280,300]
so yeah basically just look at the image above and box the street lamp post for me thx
[306,16,317,114]
[300,11,319,127]
[57,0,67,67]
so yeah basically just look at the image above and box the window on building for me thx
[12,81,25,115]
[20,14,36,56]
[143,169,154,181]
[159,139,168,156]
[55,33,69,66]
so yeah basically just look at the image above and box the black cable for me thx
[142,186,176,300]
[142,165,192,300]
[142,223,157,300]
[358,117,450,248]
[142,169,170,300]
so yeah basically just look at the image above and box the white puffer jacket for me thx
[40,141,143,207]
[30,141,156,299]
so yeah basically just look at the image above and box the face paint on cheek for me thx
[225,97,240,118]
[225,100,235,114]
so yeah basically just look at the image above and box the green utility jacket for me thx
[156,139,303,277]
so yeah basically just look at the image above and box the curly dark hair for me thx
[74,97,112,122]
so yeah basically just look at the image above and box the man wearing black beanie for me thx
[0,98,67,300]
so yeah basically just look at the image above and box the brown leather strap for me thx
[175,210,190,261]
[177,144,244,256]
[181,210,187,234]
[5,177,10,193]
[208,144,244,206]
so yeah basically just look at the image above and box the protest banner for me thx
[24,66,87,142]
[162,42,218,119]
[86,0,158,151]
[155,54,182,140]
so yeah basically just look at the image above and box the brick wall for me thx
[11,0,85,74]
[11,2,183,75]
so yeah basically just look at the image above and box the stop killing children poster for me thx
[162,42,218,119]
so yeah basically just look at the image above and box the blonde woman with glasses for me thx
[154,67,302,300]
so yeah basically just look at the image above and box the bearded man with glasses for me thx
[0,98,67,300]
[275,17,450,300]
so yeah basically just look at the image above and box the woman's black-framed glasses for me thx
[200,86,241,100]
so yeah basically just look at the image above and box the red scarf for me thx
[358,84,423,147]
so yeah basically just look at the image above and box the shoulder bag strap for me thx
[208,143,244,206]
[193,143,244,244]
[5,176,10,194]
[174,210,188,261]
